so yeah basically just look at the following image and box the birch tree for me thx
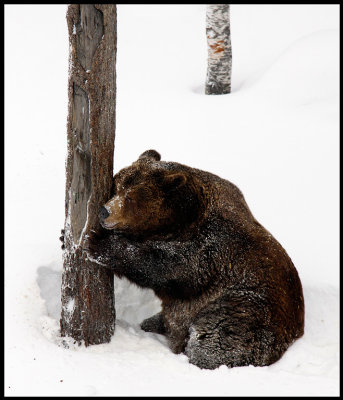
[60,4,116,346]
[205,4,232,95]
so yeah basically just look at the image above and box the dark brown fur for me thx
[86,150,304,369]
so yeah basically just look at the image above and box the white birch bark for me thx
[205,4,232,95]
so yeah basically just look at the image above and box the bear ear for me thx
[163,173,187,191]
[138,149,161,161]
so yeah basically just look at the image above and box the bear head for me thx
[99,150,206,239]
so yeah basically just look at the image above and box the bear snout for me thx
[98,206,110,223]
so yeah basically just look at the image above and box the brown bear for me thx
[86,149,304,369]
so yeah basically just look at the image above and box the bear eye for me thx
[124,176,134,186]
[123,173,140,187]
[125,194,134,202]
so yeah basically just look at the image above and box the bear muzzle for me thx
[98,199,125,230]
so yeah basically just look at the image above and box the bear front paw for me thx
[84,229,111,266]
[84,230,102,257]
[140,312,166,335]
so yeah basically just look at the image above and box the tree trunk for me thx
[60,4,116,346]
[205,4,232,95]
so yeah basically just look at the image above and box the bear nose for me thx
[99,206,110,222]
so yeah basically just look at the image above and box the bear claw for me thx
[59,229,65,250]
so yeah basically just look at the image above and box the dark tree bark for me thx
[205,4,232,95]
[60,4,116,346]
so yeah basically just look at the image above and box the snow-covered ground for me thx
[5,5,339,396]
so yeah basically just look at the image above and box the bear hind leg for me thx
[184,291,288,370]
[140,312,166,335]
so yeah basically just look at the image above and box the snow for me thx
[5,4,339,397]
